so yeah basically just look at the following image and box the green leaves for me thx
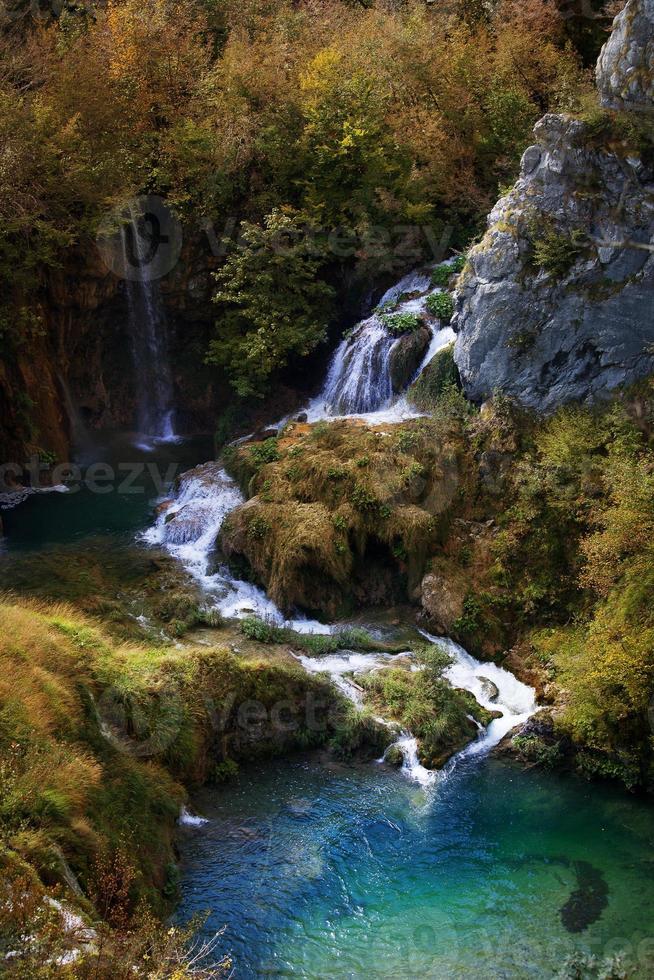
[208,208,334,398]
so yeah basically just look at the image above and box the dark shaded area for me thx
[560,859,609,933]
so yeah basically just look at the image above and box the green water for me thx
[1,433,210,552]
[178,754,654,979]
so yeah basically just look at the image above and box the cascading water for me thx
[143,259,536,785]
[143,462,328,632]
[307,268,455,421]
[297,638,537,786]
[121,207,176,446]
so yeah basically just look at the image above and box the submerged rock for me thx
[560,860,609,933]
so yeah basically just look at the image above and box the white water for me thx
[295,650,409,707]
[294,632,536,787]
[424,631,538,759]
[178,806,209,827]
[142,260,536,785]
[122,207,177,448]
[304,268,455,423]
[143,462,329,632]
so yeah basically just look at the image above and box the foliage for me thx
[482,396,654,786]
[0,596,352,959]
[380,311,422,335]
[208,208,335,397]
[430,258,465,288]
[359,650,480,768]
[426,291,454,321]
[0,0,590,395]
[529,216,587,278]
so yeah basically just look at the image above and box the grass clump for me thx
[359,643,482,768]
[250,438,280,470]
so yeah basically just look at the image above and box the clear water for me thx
[0,433,210,553]
[177,754,654,979]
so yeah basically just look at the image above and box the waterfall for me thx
[141,259,535,788]
[121,207,176,446]
[307,269,455,421]
[296,636,537,786]
[143,461,328,631]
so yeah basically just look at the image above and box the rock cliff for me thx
[453,0,654,413]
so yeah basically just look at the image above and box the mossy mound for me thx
[221,417,464,617]
[358,646,486,769]
[407,343,461,412]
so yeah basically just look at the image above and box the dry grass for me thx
[0,593,356,954]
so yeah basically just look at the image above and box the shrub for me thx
[250,438,280,469]
[529,219,587,278]
[247,516,270,540]
[380,312,422,335]
[430,264,453,288]
[239,616,282,643]
[426,292,454,322]
[213,759,239,782]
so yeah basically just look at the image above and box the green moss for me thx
[358,645,479,769]
[407,344,461,411]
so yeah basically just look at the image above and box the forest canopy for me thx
[0,0,599,393]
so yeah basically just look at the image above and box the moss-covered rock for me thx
[221,417,463,616]
[388,326,431,393]
[407,344,460,412]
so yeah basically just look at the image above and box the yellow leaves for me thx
[300,46,343,100]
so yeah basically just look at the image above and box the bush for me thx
[380,312,422,335]
[250,438,280,469]
[240,616,283,643]
[529,219,587,278]
[426,292,454,322]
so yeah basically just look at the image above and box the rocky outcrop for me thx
[597,0,654,109]
[419,567,465,635]
[388,326,431,393]
[453,0,654,413]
